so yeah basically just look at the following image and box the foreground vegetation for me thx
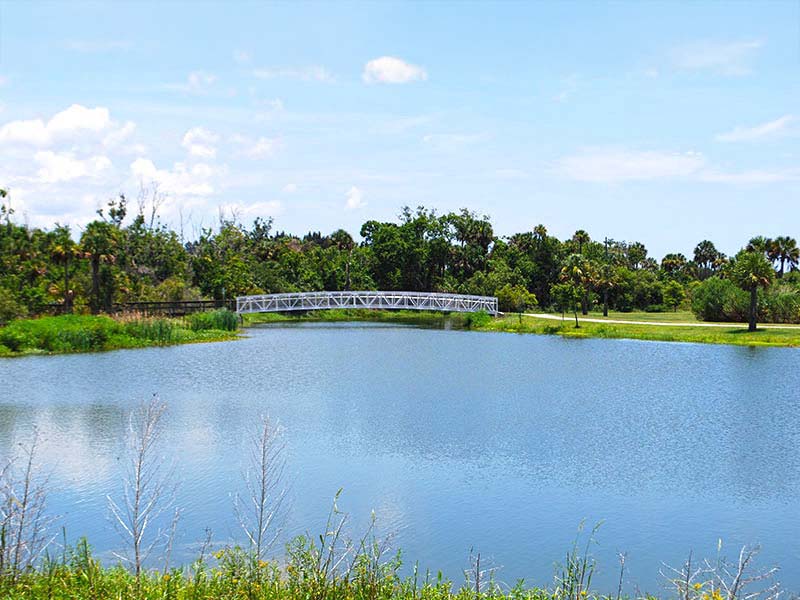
[0,310,239,356]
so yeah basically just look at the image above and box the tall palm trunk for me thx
[63,256,72,314]
[91,256,100,314]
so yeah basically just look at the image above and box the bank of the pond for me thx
[244,309,800,347]
[481,313,800,347]
[0,311,240,357]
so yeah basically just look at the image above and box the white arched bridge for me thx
[236,291,498,315]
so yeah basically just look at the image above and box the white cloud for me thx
[130,158,218,197]
[35,151,112,183]
[182,127,219,158]
[252,66,333,83]
[220,200,283,221]
[671,40,762,76]
[230,134,279,159]
[103,121,136,148]
[282,183,297,193]
[344,186,366,210]
[558,148,706,182]
[363,56,427,84]
[0,104,114,146]
[166,71,218,94]
[716,115,795,142]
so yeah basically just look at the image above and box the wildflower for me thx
[694,583,703,591]
[580,591,588,597]
[163,573,171,582]
[259,560,268,568]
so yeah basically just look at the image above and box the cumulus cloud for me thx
[130,158,218,197]
[103,121,136,148]
[252,66,333,82]
[558,148,706,182]
[230,134,279,159]
[182,127,219,158]
[35,151,112,183]
[166,71,218,94]
[0,104,113,146]
[716,115,795,142]
[344,186,366,210]
[363,56,427,84]
[670,40,762,76]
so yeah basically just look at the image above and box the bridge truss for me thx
[236,291,498,315]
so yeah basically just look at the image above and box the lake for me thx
[0,322,798,592]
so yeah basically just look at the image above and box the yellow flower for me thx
[580,591,588,597]
[694,583,703,591]
[258,560,268,568]
[163,573,171,581]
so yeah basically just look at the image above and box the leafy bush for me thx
[691,277,744,321]
[463,310,492,328]
[496,284,537,313]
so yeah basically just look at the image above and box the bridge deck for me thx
[237,291,498,315]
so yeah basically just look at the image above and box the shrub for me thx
[463,310,492,328]
[496,284,537,313]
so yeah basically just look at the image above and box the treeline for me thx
[1,190,799,326]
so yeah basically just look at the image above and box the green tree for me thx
[550,282,582,327]
[662,280,686,312]
[560,253,594,315]
[49,225,81,313]
[496,284,537,313]
[80,221,119,313]
[731,250,774,331]
[769,236,799,278]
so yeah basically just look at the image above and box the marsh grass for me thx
[0,313,239,356]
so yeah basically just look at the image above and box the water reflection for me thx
[0,324,798,590]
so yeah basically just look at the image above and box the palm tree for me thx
[560,253,594,315]
[80,221,118,313]
[330,229,355,290]
[693,239,723,280]
[731,250,774,332]
[769,236,799,277]
[572,230,590,255]
[49,225,81,313]
[746,236,772,256]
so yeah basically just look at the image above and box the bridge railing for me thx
[237,291,498,315]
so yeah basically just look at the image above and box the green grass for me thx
[478,314,800,347]
[0,312,240,357]
[580,310,700,323]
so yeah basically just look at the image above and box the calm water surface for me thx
[1,323,798,591]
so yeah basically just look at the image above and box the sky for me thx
[0,0,798,258]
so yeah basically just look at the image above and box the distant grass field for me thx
[580,310,700,323]
[481,313,800,347]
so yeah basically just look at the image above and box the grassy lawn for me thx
[580,309,700,323]
[480,313,800,347]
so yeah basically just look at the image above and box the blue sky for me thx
[0,0,798,257]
